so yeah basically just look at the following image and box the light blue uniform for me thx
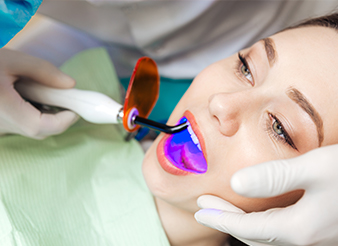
[0,0,42,47]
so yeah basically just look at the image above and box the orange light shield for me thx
[123,57,159,132]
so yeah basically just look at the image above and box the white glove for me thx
[195,144,338,246]
[0,48,78,139]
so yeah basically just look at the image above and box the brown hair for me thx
[283,12,338,31]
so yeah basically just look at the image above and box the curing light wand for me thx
[15,57,184,135]
[15,81,188,135]
[118,107,188,134]
[134,116,187,134]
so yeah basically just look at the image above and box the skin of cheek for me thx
[142,137,204,213]
[209,135,304,213]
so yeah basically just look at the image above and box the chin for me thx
[142,135,169,198]
[141,135,200,212]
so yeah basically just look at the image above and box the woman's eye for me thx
[240,64,253,82]
[272,120,283,135]
[268,113,298,151]
[238,53,254,85]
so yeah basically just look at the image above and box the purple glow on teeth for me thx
[164,117,207,174]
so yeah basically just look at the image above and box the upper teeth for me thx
[187,123,201,151]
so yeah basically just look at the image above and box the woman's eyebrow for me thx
[286,87,324,146]
[260,37,277,66]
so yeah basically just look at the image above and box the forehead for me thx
[271,26,338,145]
[271,26,338,76]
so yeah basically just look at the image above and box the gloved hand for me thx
[0,48,78,139]
[195,144,338,246]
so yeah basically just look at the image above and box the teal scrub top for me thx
[0,0,42,47]
[120,77,192,123]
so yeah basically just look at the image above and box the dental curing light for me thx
[15,57,187,134]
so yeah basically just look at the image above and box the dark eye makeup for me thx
[237,52,254,86]
[266,113,298,150]
[235,51,297,151]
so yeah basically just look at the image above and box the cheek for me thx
[141,136,199,205]
[207,145,303,213]
[233,189,304,213]
[213,154,304,212]
[142,137,163,196]
[171,64,228,112]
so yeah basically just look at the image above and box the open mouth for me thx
[163,116,207,174]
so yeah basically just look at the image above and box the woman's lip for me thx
[156,110,207,176]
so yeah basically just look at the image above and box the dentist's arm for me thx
[195,144,338,246]
[0,48,78,139]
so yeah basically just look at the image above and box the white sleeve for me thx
[12,0,338,78]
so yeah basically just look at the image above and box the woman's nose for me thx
[208,91,252,137]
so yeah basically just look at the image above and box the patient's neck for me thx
[155,197,228,246]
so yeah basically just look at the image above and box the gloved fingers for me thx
[231,145,338,198]
[230,155,312,198]
[1,48,75,88]
[197,195,244,213]
[0,88,78,138]
[195,206,294,245]
[35,110,79,139]
[16,108,78,139]
[194,208,251,246]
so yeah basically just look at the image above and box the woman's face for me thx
[142,26,338,213]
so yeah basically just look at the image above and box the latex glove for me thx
[195,144,338,246]
[0,48,78,139]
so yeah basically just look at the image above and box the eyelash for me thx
[237,52,254,86]
[236,52,297,151]
[265,113,298,150]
